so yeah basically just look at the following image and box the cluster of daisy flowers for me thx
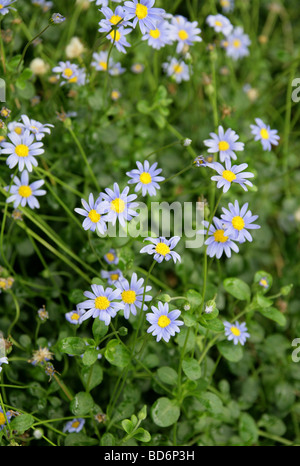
[0,114,53,210]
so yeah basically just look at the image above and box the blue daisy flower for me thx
[101,182,139,227]
[123,0,165,34]
[250,118,280,151]
[224,26,251,60]
[20,114,54,141]
[74,193,110,235]
[209,159,255,193]
[169,14,202,53]
[1,129,44,172]
[198,217,239,259]
[0,0,16,16]
[219,0,234,13]
[0,407,13,431]
[103,248,119,265]
[146,301,184,343]
[203,125,244,162]
[65,308,86,325]
[140,236,181,263]
[63,418,85,433]
[101,269,124,285]
[52,61,79,84]
[98,5,131,32]
[162,57,190,83]
[77,284,123,326]
[224,320,250,345]
[206,14,233,36]
[106,26,132,54]
[221,200,261,243]
[5,170,46,209]
[115,272,152,319]
[126,160,165,196]
[141,19,173,49]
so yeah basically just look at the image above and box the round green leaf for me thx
[70,392,94,416]
[157,366,178,385]
[151,397,180,427]
[104,339,130,368]
[58,337,86,355]
[223,278,251,301]
[182,357,201,380]
[217,340,244,362]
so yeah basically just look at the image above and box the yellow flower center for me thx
[0,5,3,10]
[72,421,80,429]
[95,296,110,310]
[220,0,230,5]
[260,128,269,139]
[0,412,6,426]
[110,14,122,25]
[68,76,78,83]
[111,197,125,213]
[231,215,245,231]
[15,144,29,157]
[155,242,170,256]
[18,185,32,198]
[105,252,115,262]
[213,229,228,243]
[259,278,268,287]
[218,140,230,151]
[88,209,101,223]
[71,313,80,321]
[110,29,121,42]
[135,3,148,20]
[122,290,136,304]
[0,279,7,289]
[14,127,23,135]
[178,29,189,40]
[230,326,241,336]
[233,39,241,48]
[149,28,160,39]
[110,273,119,281]
[99,61,108,70]
[158,315,171,328]
[111,90,120,100]
[64,68,73,78]
[215,20,223,27]
[173,64,183,74]
[222,170,236,182]
[139,172,152,184]
[1,109,8,116]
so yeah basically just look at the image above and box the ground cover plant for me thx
[0,0,300,447]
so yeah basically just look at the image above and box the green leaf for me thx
[64,433,98,446]
[10,414,34,434]
[68,289,85,304]
[157,366,178,385]
[223,277,251,301]
[182,357,201,381]
[70,392,94,416]
[239,413,258,445]
[100,433,116,446]
[82,347,100,366]
[133,427,151,443]
[81,363,103,391]
[104,339,131,368]
[122,419,134,434]
[217,340,244,362]
[186,289,202,311]
[199,317,224,332]
[258,307,286,326]
[198,392,223,415]
[151,397,180,427]
[58,337,86,355]
[138,405,147,421]
[92,319,108,342]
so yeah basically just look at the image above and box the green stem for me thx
[17,24,51,72]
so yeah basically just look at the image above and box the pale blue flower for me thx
[250,118,280,151]
[74,193,110,235]
[126,160,165,196]
[140,236,181,263]
[63,418,85,433]
[198,217,239,259]
[0,357,8,374]
[20,114,54,141]
[224,26,251,60]
[203,125,244,162]
[103,248,119,265]
[0,0,16,16]
[123,0,165,34]
[78,284,123,326]
[5,170,46,209]
[115,272,152,319]
[209,159,254,193]
[98,5,131,32]
[1,129,44,172]
[162,57,190,83]
[0,407,12,430]
[65,308,86,325]
[101,182,139,227]
[51,13,66,24]
[146,301,183,342]
[206,14,233,36]
[142,19,173,49]
[224,320,250,345]
[221,200,261,243]
[219,0,234,13]
[169,14,202,53]
[106,26,132,53]
[101,269,124,285]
